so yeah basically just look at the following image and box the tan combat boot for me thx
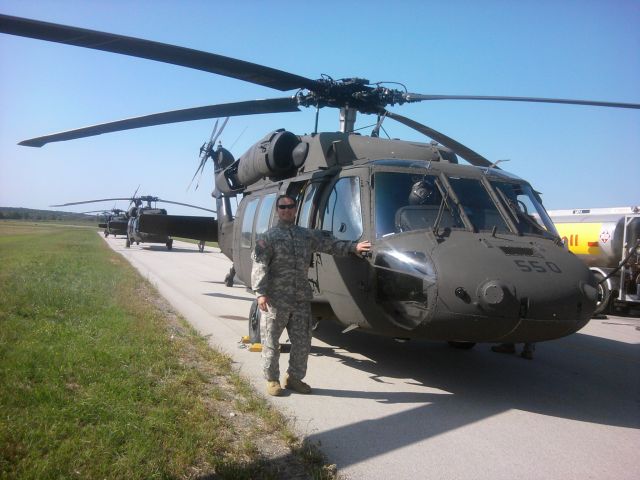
[266,380,283,396]
[284,373,311,394]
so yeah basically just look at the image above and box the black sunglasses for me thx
[278,204,296,210]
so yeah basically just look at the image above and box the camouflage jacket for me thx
[251,220,357,307]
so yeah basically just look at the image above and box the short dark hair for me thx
[276,194,297,207]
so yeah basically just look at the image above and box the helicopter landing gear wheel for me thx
[249,299,261,344]
[198,240,205,253]
[125,237,131,248]
[447,341,476,350]
[593,271,612,316]
[166,239,173,250]
[104,231,108,237]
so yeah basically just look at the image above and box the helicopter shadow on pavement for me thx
[142,246,207,253]
[305,319,640,469]
[203,292,255,302]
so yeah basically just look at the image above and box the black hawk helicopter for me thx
[52,195,217,251]
[2,14,639,347]
[82,208,128,238]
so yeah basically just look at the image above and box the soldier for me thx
[252,194,371,396]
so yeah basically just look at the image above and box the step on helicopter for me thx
[52,194,217,252]
[82,208,128,238]
[2,14,639,347]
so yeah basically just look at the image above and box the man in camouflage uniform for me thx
[252,194,371,396]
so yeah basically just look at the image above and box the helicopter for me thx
[2,14,639,348]
[52,195,217,251]
[82,208,129,238]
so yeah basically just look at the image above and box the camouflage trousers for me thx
[261,301,313,381]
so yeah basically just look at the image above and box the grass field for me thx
[0,222,335,479]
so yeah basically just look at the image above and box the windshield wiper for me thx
[432,179,454,235]
[496,188,520,223]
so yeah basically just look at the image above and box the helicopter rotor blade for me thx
[211,117,229,147]
[155,198,216,214]
[384,110,493,168]
[0,14,318,92]
[189,117,230,191]
[199,117,229,176]
[404,93,640,110]
[19,98,300,147]
[50,197,133,207]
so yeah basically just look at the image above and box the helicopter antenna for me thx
[314,106,320,134]
[230,125,248,150]
[487,159,510,172]
[371,112,387,138]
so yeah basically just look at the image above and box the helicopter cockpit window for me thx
[322,177,363,241]
[298,182,319,228]
[255,193,276,234]
[241,197,259,248]
[490,181,558,238]
[446,177,510,233]
[374,172,463,237]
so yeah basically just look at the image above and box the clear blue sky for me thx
[1,0,638,216]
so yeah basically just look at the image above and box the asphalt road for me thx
[104,235,640,480]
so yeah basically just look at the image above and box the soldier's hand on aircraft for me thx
[257,295,270,312]
[356,241,372,255]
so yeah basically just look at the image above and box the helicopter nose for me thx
[431,234,597,342]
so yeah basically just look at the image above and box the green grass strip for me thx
[0,222,335,479]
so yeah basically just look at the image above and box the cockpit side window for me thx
[491,181,558,237]
[321,177,363,241]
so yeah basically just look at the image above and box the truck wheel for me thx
[249,300,261,344]
[447,341,476,350]
[593,271,612,315]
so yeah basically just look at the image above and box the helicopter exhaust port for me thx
[215,130,307,194]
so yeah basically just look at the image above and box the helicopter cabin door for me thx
[312,172,370,326]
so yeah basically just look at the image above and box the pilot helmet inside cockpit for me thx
[409,178,438,205]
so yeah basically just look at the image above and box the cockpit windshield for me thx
[490,181,558,238]
[374,170,558,239]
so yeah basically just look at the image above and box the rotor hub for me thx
[296,77,410,114]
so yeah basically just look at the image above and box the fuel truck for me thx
[548,206,640,315]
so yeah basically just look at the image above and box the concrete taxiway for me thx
[104,235,640,480]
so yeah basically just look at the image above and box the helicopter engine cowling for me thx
[215,129,304,194]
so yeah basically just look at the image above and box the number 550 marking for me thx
[513,259,562,273]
